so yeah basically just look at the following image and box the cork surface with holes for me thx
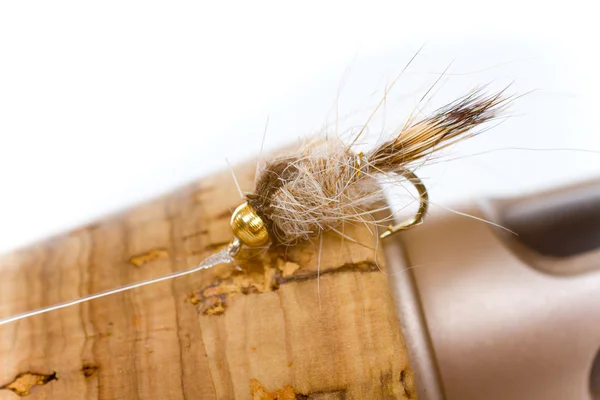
[0,160,416,400]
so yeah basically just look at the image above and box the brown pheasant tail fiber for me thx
[367,88,509,173]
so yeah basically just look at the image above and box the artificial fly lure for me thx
[0,87,509,326]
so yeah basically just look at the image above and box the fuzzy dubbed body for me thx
[247,139,383,245]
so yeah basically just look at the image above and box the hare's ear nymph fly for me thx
[247,88,510,246]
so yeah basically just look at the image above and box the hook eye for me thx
[380,168,429,239]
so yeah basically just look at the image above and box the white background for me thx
[0,1,599,253]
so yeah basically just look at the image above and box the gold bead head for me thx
[230,202,270,247]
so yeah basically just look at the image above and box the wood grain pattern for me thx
[0,162,416,399]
